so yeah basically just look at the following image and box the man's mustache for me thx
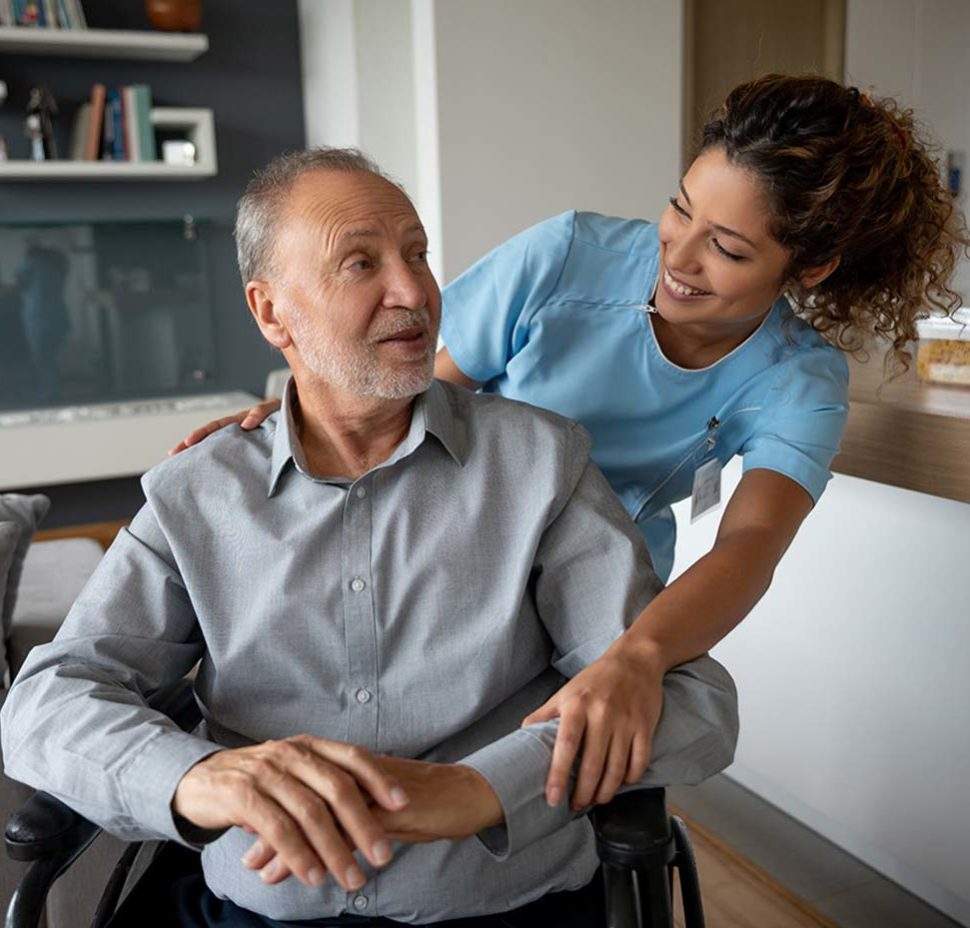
[369,308,433,343]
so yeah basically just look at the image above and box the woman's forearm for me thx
[618,527,782,674]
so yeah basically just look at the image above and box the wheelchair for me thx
[4,681,705,928]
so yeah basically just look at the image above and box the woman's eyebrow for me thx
[679,181,758,249]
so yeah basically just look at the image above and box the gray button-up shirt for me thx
[1,379,738,923]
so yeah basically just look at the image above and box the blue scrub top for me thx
[440,211,849,581]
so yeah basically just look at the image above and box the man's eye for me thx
[410,250,429,264]
[348,258,373,272]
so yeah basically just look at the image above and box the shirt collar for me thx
[267,377,467,497]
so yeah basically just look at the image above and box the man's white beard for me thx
[288,307,436,400]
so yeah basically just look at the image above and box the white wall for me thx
[299,0,683,286]
[431,0,683,282]
[845,0,970,297]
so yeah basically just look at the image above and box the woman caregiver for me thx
[173,75,968,813]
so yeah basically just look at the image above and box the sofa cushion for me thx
[0,494,50,680]
[7,538,104,679]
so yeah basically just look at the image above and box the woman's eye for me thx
[668,196,689,218]
[410,250,429,264]
[712,239,744,262]
[348,258,373,271]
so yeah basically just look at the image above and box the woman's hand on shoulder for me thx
[167,399,282,455]
[522,642,666,810]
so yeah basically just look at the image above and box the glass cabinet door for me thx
[0,217,215,411]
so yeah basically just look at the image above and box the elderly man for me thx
[1,149,737,927]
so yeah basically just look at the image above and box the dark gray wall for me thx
[0,1,306,524]
[0,0,306,398]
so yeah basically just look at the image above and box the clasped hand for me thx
[172,735,502,892]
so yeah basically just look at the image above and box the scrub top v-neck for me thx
[440,211,849,581]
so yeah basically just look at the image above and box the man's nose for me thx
[384,258,430,309]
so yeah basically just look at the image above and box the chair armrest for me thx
[4,792,98,863]
[4,678,202,862]
[591,787,676,870]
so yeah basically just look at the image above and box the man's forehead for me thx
[289,170,423,243]
[334,221,425,245]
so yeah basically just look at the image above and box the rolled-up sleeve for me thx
[459,430,739,858]
[741,346,849,504]
[0,503,223,848]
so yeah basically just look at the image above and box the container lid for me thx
[916,307,970,341]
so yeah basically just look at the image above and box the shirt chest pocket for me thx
[630,405,763,522]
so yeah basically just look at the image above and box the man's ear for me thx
[245,280,293,350]
[799,255,841,290]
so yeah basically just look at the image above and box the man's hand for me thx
[240,755,503,881]
[521,642,665,810]
[172,735,409,891]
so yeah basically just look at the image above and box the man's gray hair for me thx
[234,147,399,285]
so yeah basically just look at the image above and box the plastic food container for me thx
[916,308,970,386]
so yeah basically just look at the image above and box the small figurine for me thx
[25,86,58,161]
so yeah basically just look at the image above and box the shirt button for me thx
[355,688,371,704]
[353,894,368,911]
[355,485,367,499]
[350,577,366,593]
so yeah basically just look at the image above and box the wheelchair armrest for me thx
[4,678,202,863]
[5,791,99,863]
[591,787,675,870]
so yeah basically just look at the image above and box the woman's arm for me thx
[525,468,814,809]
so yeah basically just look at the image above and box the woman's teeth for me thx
[664,269,709,297]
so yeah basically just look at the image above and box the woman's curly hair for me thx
[700,74,970,371]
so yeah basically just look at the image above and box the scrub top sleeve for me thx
[741,347,850,503]
[440,211,576,384]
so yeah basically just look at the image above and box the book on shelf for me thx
[102,88,123,161]
[0,0,86,27]
[69,102,90,160]
[91,84,156,163]
[82,82,105,160]
[132,85,157,162]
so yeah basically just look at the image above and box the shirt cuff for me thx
[458,722,578,861]
[119,726,226,849]
[742,448,829,503]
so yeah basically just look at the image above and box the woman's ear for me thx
[245,281,293,350]
[799,255,841,290]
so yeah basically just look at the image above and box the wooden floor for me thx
[671,809,839,928]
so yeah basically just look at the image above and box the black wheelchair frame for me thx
[4,682,705,928]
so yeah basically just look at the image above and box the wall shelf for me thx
[0,26,208,61]
[0,107,217,181]
[0,161,213,180]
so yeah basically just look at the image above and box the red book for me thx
[83,83,106,161]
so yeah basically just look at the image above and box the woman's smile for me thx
[661,267,712,301]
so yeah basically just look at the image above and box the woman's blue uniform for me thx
[440,211,849,582]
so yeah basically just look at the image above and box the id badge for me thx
[690,458,722,523]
